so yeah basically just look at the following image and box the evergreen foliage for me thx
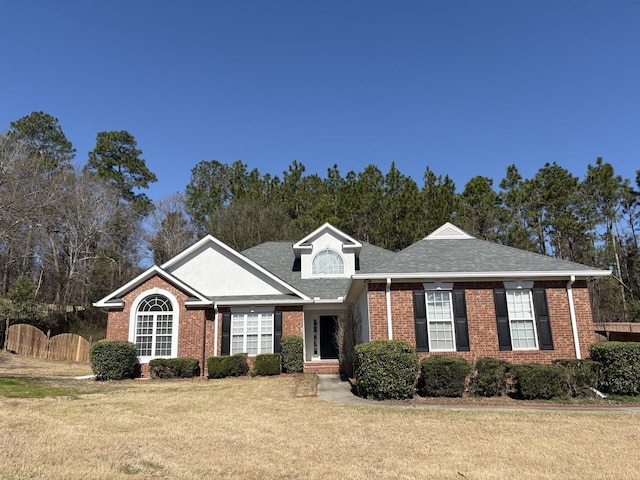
[511,364,570,400]
[590,342,640,395]
[419,355,471,397]
[354,340,419,400]
[149,358,200,378]
[90,341,139,380]
[280,335,304,373]
[470,357,511,397]
[252,353,282,376]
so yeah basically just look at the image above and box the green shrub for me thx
[512,363,570,400]
[280,335,304,373]
[149,358,200,379]
[90,340,139,381]
[590,342,640,395]
[207,353,249,379]
[419,355,471,397]
[253,353,282,376]
[354,340,419,400]
[552,359,600,397]
[470,357,511,397]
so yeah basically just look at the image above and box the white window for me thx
[135,295,174,357]
[506,290,538,349]
[312,249,344,275]
[426,290,456,351]
[231,312,274,355]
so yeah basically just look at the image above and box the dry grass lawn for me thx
[1,351,639,480]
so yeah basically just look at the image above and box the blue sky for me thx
[2,1,638,201]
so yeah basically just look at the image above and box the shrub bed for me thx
[90,341,139,381]
[552,358,600,397]
[512,363,570,400]
[354,340,419,400]
[253,353,282,376]
[590,342,640,395]
[470,357,511,397]
[149,358,200,379]
[419,355,471,397]
[207,353,249,379]
[280,335,304,373]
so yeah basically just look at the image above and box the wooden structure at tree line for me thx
[5,324,92,363]
[593,322,640,343]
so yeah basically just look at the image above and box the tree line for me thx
[1,111,638,341]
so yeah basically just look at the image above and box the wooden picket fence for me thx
[6,323,92,363]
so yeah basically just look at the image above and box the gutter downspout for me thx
[213,303,219,358]
[386,277,393,340]
[567,275,581,359]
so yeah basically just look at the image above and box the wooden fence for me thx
[6,324,92,363]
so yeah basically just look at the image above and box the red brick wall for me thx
[366,280,596,364]
[106,275,211,372]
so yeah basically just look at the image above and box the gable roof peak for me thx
[293,222,362,252]
[425,222,475,240]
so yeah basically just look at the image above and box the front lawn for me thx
[1,352,639,479]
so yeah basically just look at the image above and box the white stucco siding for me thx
[300,232,356,279]
[166,245,289,297]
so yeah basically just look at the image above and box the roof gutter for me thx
[351,270,610,282]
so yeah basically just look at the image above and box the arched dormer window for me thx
[312,249,344,275]
[135,294,174,357]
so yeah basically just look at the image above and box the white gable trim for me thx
[425,222,474,240]
[293,222,362,252]
[163,234,310,301]
[93,265,210,308]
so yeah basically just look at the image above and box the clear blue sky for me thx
[2,1,638,201]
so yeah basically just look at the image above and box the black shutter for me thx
[493,289,512,351]
[533,288,554,350]
[453,290,470,352]
[274,310,283,353]
[413,291,429,352]
[221,312,231,356]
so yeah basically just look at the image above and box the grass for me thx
[1,351,640,479]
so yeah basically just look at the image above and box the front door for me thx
[319,315,339,359]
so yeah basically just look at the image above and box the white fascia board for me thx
[293,222,362,250]
[163,234,311,301]
[216,298,314,307]
[93,265,210,308]
[350,270,611,281]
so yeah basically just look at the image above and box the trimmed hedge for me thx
[470,357,511,397]
[253,353,282,376]
[552,358,600,397]
[280,335,304,373]
[354,340,419,400]
[590,342,640,395]
[149,357,200,379]
[512,363,570,400]
[207,353,249,379]
[90,341,139,381]
[420,355,471,397]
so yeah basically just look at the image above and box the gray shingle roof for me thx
[374,237,603,274]
[242,241,395,299]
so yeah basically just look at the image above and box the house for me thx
[94,222,610,376]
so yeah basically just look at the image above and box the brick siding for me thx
[367,280,597,364]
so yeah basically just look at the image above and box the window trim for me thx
[424,283,456,352]
[229,308,275,356]
[311,249,345,276]
[129,288,179,363]
[505,288,539,351]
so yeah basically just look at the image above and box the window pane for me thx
[231,335,243,355]
[429,321,454,350]
[246,335,258,355]
[261,334,273,353]
[136,336,152,356]
[155,335,172,356]
[511,319,537,348]
[506,291,533,319]
[426,291,455,351]
[313,250,344,275]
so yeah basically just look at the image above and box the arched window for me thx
[135,294,174,357]
[312,249,344,275]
